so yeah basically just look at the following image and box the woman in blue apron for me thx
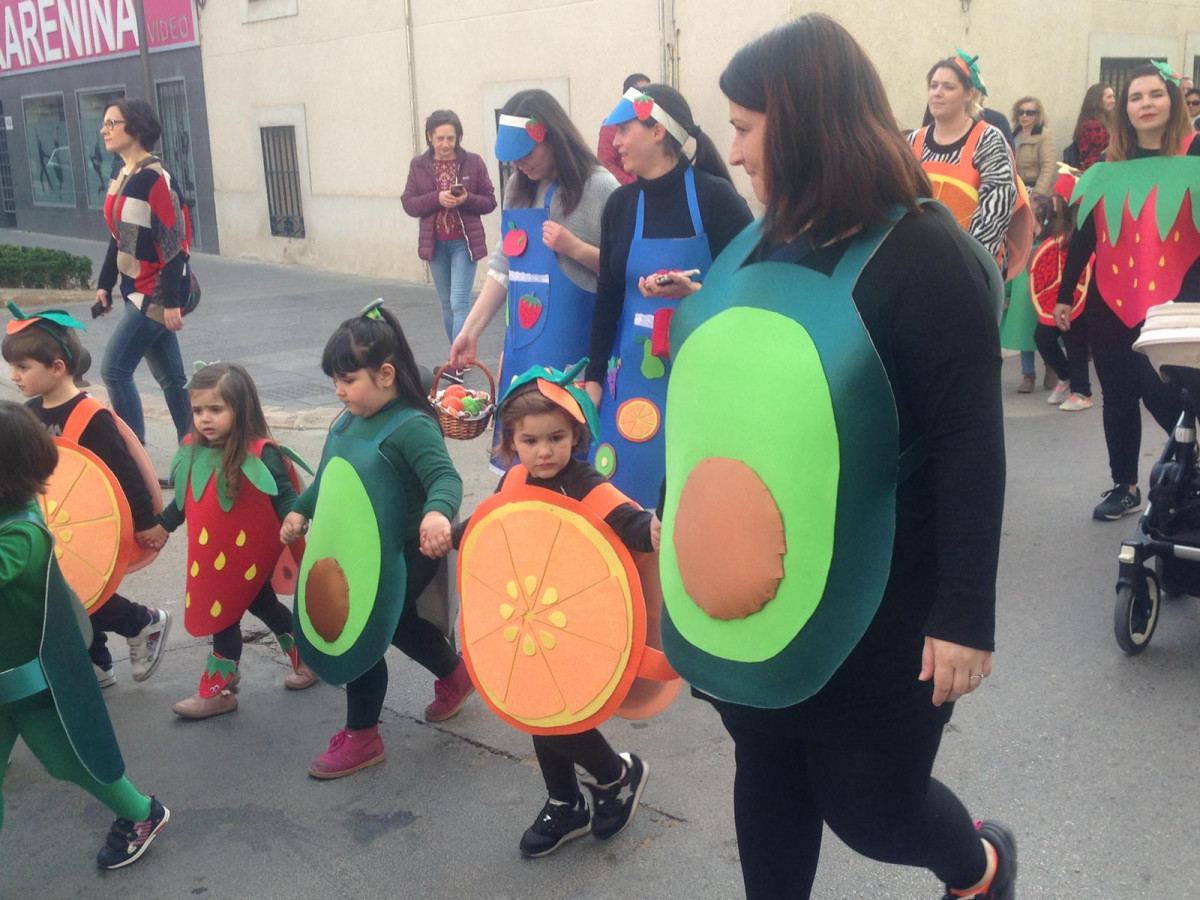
[584,85,752,508]
[447,90,618,472]
[660,16,1015,900]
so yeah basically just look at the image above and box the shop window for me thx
[76,87,125,210]
[156,79,202,248]
[260,126,305,238]
[23,94,75,207]
[1099,57,1168,95]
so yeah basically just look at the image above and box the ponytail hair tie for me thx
[360,298,385,321]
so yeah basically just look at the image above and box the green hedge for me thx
[0,245,92,289]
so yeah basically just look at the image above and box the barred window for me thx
[260,125,305,238]
[1099,57,1168,96]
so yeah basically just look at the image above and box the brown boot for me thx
[1017,373,1035,393]
[172,690,238,719]
[285,660,318,690]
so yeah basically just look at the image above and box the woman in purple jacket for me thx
[402,110,497,376]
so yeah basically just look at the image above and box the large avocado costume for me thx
[0,509,124,784]
[660,204,1003,708]
[294,405,422,686]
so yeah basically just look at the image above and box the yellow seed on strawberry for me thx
[244,564,257,581]
[190,560,199,576]
[214,552,226,571]
[1149,281,1156,292]
[185,592,191,608]
[236,530,246,547]
[210,600,223,618]
[1111,264,1119,275]
[199,527,209,546]
[1159,255,1166,267]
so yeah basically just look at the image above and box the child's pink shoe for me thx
[424,654,475,722]
[307,726,386,779]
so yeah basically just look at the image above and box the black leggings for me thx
[1089,297,1182,485]
[345,543,459,730]
[1034,321,1091,396]
[717,704,987,899]
[88,593,154,669]
[211,582,293,661]
[532,730,624,802]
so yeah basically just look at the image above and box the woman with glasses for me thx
[1010,97,1056,197]
[95,98,192,447]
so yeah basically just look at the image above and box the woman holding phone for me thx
[403,109,497,380]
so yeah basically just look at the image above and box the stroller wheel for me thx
[1114,569,1160,655]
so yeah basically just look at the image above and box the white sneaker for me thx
[94,663,116,689]
[127,609,171,682]
[1047,381,1071,405]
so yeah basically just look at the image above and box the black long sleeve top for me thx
[585,158,753,382]
[28,393,156,531]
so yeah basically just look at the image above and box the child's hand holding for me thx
[650,514,662,552]
[137,526,169,552]
[280,512,308,544]
[420,511,453,558]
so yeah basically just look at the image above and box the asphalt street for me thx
[0,230,1197,898]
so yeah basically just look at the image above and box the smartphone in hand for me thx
[450,182,466,198]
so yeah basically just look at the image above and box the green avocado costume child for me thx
[0,500,168,868]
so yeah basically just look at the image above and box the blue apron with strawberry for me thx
[490,182,596,471]
[590,166,713,507]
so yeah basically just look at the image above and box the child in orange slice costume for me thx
[443,359,663,858]
[3,303,171,689]
[144,363,317,718]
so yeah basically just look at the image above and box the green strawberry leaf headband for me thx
[954,49,988,97]
[500,357,601,446]
[5,300,85,360]
[1151,60,1181,87]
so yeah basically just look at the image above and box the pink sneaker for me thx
[307,726,386,779]
[424,655,475,722]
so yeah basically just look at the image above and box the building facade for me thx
[204,1,1200,280]
[0,0,218,251]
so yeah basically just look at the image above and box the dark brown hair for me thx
[2,321,82,375]
[719,14,931,244]
[424,109,463,147]
[1073,83,1114,142]
[187,363,271,502]
[628,83,733,182]
[106,97,161,150]
[1031,192,1076,244]
[1108,65,1193,162]
[496,388,589,467]
[320,304,435,418]
[501,90,603,216]
[0,400,57,511]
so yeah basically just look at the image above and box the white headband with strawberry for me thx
[610,88,690,146]
[499,114,547,144]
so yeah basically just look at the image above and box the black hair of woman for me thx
[106,97,161,149]
[424,109,463,146]
[635,83,733,183]
[0,400,58,511]
[321,304,436,418]
[500,89,602,215]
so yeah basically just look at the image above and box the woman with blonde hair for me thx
[1010,96,1056,196]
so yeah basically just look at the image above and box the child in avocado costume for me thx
[145,363,317,719]
[3,302,172,690]
[281,301,472,779]
[443,360,661,857]
[0,401,169,869]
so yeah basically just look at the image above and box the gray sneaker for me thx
[128,609,171,682]
[1093,485,1142,521]
[1047,381,1071,405]
[94,663,116,689]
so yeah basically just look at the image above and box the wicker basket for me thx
[431,362,496,440]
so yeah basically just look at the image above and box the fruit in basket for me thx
[442,395,465,413]
[443,384,467,401]
[462,396,481,415]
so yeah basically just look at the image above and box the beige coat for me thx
[1013,125,1056,197]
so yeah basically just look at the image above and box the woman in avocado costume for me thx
[282,301,470,779]
[148,363,317,719]
[583,83,753,508]
[660,17,1013,899]
[1052,62,1200,522]
[447,90,619,472]
[0,402,168,869]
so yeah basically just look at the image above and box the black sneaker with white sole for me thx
[582,752,649,840]
[97,795,169,869]
[519,794,591,857]
[1093,485,1142,520]
[941,819,1017,899]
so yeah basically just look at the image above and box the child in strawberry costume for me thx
[1053,62,1200,521]
[146,363,317,718]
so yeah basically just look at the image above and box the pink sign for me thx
[0,0,197,77]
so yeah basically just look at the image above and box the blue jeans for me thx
[429,238,477,344]
[1020,350,1035,376]
[101,301,190,443]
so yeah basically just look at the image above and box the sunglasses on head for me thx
[1017,108,1038,117]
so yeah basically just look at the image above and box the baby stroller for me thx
[1114,303,1200,653]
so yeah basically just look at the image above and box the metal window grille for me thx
[156,79,202,248]
[1099,57,1168,96]
[260,126,305,238]
[0,102,15,214]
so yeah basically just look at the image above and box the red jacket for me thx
[597,124,636,185]
[402,148,497,261]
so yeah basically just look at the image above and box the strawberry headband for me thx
[604,88,691,146]
[5,300,85,361]
[495,114,547,162]
[953,49,988,97]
